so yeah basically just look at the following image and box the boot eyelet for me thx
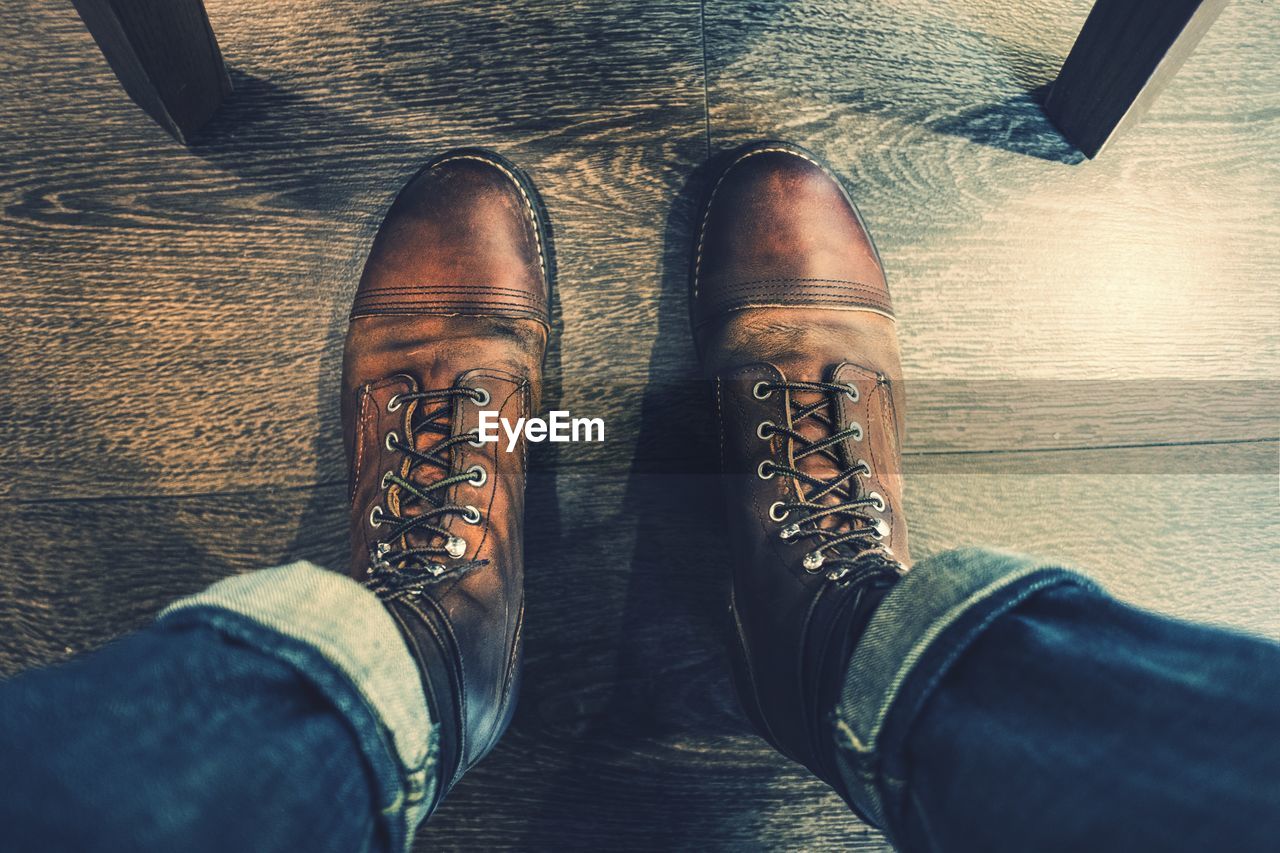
[768,501,790,522]
[756,421,775,440]
[467,464,488,487]
[384,431,399,452]
[369,505,386,528]
[868,491,886,512]
[802,551,825,572]
[444,536,468,558]
[471,386,491,406]
[387,394,403,412]
[461,505,482,524]
[843,383,860,402]
[752,381,773,400]
[380,471,394,490]
[848,422,864,442]
[757,461,776,480]
[468,431,487,448]
[872,518,890,539]
[856,458,872,477]
[779,523,801,541]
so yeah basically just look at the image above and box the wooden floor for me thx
[1,0,1277,849]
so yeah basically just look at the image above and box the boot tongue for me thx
[775,361,858,536]
[388,371,465,552]
[408,398,456,480]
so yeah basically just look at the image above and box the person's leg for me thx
[688,142,1280,850]
[1,147,553,852]
[0,561,435,853]
[829,549,1280,852]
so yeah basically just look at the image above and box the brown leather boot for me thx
[691,142,910,789]
[341,149,550,814]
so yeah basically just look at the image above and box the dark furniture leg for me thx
[1044,0,1229,159]
[71,0,232,143]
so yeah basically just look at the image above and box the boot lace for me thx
[365,386,489,587]
[754,378,905,585]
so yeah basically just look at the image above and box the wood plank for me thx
[1044,0,1231,158]
[4,441,1277,849]
[3,374,1277,498]
[70,0,232,142]
[906,442,1280,634]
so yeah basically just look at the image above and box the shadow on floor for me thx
[705,0,1084,164]
[187,69,421,213]
[927,85,1083,165]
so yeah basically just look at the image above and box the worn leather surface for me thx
[692,142,908,784]
[341,150,548,803]
[692,142,893,338]
[352,151,549,321]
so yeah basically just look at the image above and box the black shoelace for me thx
[366,386,489,584]
[756,379,904,585]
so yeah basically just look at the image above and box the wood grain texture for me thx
[704,0,1280,380]
[1,0,1278,849]
[0,0,709,499]
[7,0,1278,497]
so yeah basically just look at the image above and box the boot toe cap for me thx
[354,149,549,323]
[692,142,892,333]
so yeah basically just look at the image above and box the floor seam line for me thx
[699,0,712,157]
[7,438,1277,505]
[908,436,1279,458]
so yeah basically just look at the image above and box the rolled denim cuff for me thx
[158,561,436,852]
[832,547,1099,837]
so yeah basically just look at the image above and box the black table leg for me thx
[72,0,232,143]
[1044,0,1229,159]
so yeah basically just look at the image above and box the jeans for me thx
[1,555,1277,852]
[0,563,434,853]
[831,550,1280,851]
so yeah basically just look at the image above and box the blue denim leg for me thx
[0,561,436,853]
[830,547,1280,852]
[898,584,1280,852]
